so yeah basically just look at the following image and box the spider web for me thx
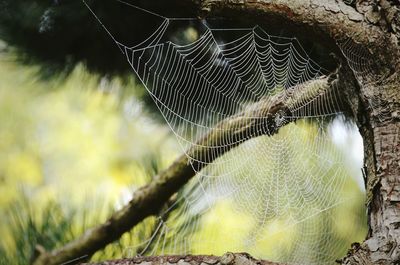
[85,1,366,264]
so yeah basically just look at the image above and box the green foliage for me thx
[0,199,78,265]
[0,195,161,264]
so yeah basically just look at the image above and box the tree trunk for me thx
[33,0,400,264]
[340,66,400,264]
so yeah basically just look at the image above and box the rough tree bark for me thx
[82,253,287,265]
[33,0,400,264]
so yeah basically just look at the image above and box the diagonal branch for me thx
[32,70,345,265]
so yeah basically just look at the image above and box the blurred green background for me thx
[0,1,367,264]
[0,48,181,263]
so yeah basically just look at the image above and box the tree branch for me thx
[83,252,287,265]
[32,70,345,265]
